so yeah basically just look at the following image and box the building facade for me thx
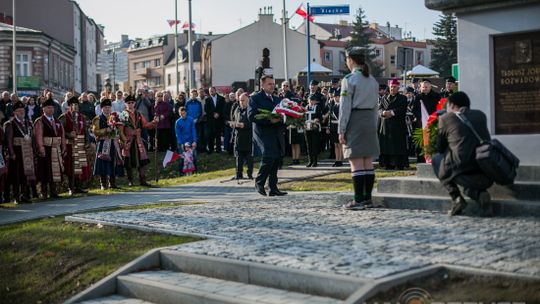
[0,0,104,93]
[127,35,175,92]
[0,23,76,96]
[202,11,320,89]
[97,35,132,92]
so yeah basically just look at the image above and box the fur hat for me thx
[100,98,112,108]
[42,98,55,107]
[12,101,25,111]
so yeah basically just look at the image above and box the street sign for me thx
[310,5,350,16]
[452,63,459,81]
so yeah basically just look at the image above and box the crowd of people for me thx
[0,59,460,205]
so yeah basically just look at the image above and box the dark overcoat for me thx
[432,108,491,184]
[247,91,285,158]
[377,93,408,156]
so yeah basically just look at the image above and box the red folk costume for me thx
[34,98,66,198]
[4,102,36,202]
[59,97,91,193]
[120,95,156,186]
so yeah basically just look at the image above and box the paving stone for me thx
[71,193,540,279]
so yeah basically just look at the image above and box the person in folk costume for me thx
[34,98,66,199]
[58,96,91,195]
[304,94,323,167]
[326,92,344,167]
[4,101,36,203]
[92,98,125,190]
[377,78,410,170]
[120,95,157,187]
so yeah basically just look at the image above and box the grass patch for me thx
[281,169,417,192]
[0,216,200,304]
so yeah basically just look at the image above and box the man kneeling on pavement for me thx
[432,91,493,216]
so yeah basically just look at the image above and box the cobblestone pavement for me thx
[69,193,540,279]
[0,167,340,225]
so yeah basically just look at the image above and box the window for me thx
[390,55,396,65]
[155,76,161,86]
[167,73,171,86]
[415,51,424,65]
[133,62,139,70]
[155,59,161,67]
[375,49,381,57]
[143,60,151,68]
[15,53,31,76]
[324,51,332,62]
[339,52,346,63]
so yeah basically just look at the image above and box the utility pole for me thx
[12,0,17,94]
[188,0,194,91]
[174,0,179,95]
[281,0,289,82]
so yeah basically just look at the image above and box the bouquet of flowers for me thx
[255,98,306,128]
[107,112,121,137]
[412,98,448,160]
[119,111,134,129]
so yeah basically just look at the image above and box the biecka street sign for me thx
[310,5,350,16]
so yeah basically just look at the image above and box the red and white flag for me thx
[295,4,314,22]
[162,150,180,168]
[167,20,181,27]
[181,22,196,29]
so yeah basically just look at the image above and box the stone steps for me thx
[68,250,365,304]
[116,270,340,304]
[79,295,155,304]
[375,164,540,217]
[377,176,540,201]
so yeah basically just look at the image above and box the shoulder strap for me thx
[454,112,486,144]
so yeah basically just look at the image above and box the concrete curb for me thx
[64,247,165,303]
[64,215,221,240]
[160,250,369,300]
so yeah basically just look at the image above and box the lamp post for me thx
[188,0,194,91]
[12,0,17,94]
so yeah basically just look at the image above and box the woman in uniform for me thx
[338,47,380,210]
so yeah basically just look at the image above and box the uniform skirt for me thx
[343,109,379,159]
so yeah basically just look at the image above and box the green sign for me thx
[452,63,458,81]
[17,76,40,89]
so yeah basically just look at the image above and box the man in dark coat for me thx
[432,91,493,216]
[412,79,441,163]
[378,79,409,169]
[440,76,457,98]
[248,75,287,196]
[4,101,36,203]
[204,87,225,153]
[233,93,253,179]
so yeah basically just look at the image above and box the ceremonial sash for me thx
[0,145,6,175]
[73,135,87,175]
[13,137,36,180]
[43,136,63,182]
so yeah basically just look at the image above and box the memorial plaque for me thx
[493,30,540,134]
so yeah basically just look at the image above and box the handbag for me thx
[455,112,520,185]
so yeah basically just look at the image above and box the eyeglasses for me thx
[157,95,163,97]
[126,101,135,104]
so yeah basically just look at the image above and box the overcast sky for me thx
[75,0,442,43]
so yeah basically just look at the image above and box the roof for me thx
[370,38,392,45]
[0,22,41,33]
[164,40,202,65]
[300,63,333,73]
[399,40,428,48]
[315,22,353,38]
[321,40,347,48]
[406,64,440,77]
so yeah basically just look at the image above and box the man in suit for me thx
[248,75,287,197]
[204,87,225,153]
[432,91,493,216]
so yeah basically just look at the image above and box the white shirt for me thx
[211,94,217,107]
[112,99,126,114]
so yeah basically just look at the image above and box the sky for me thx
[75,0,442,43]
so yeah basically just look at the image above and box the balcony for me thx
[135,68,150,76]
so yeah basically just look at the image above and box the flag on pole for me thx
[162,150,180,168]
[420,101,432,164]
[295,4,314,22]
[167,20,181,27]
[181,22,196,29]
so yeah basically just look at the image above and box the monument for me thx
[425,0,540,165]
